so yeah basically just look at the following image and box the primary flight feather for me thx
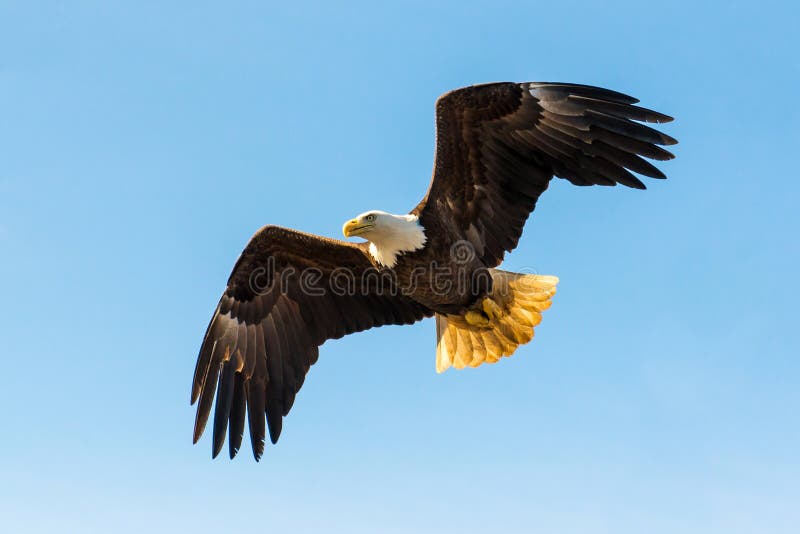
[191,81,677,460]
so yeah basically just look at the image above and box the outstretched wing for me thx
[191,226,432,460]
[413,81,677,267]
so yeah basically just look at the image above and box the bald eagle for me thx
[191,81,676,460]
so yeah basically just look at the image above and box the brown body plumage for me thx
[191,81,676,460]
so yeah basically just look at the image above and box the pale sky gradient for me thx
[1,1,798,533]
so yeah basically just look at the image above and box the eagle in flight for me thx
[191,81,676,460]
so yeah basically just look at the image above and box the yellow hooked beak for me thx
[342,218,374,238]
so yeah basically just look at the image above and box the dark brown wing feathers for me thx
[414,81,676,267]
[191,226,432,460]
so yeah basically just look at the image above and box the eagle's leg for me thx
[464,310,490,327]
[481,296,503,321]
[464,296,503,327]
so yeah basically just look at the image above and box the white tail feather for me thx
[435,269,559,373]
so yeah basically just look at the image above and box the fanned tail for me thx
[435,270,558,373]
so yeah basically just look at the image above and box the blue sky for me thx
[1,1,798,532]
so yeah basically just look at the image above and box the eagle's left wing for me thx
[413,82,677,267]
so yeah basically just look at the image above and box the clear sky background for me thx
[1,1,798,533]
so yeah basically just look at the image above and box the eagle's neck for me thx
[368,214,427,268]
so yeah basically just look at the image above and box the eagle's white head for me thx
[342,210,427,268]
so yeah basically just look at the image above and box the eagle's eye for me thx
[366,214,376,222]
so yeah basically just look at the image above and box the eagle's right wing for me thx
[191,226,432,460]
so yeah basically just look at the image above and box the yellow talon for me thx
[464,310,490,327]
[481,297,503,321]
